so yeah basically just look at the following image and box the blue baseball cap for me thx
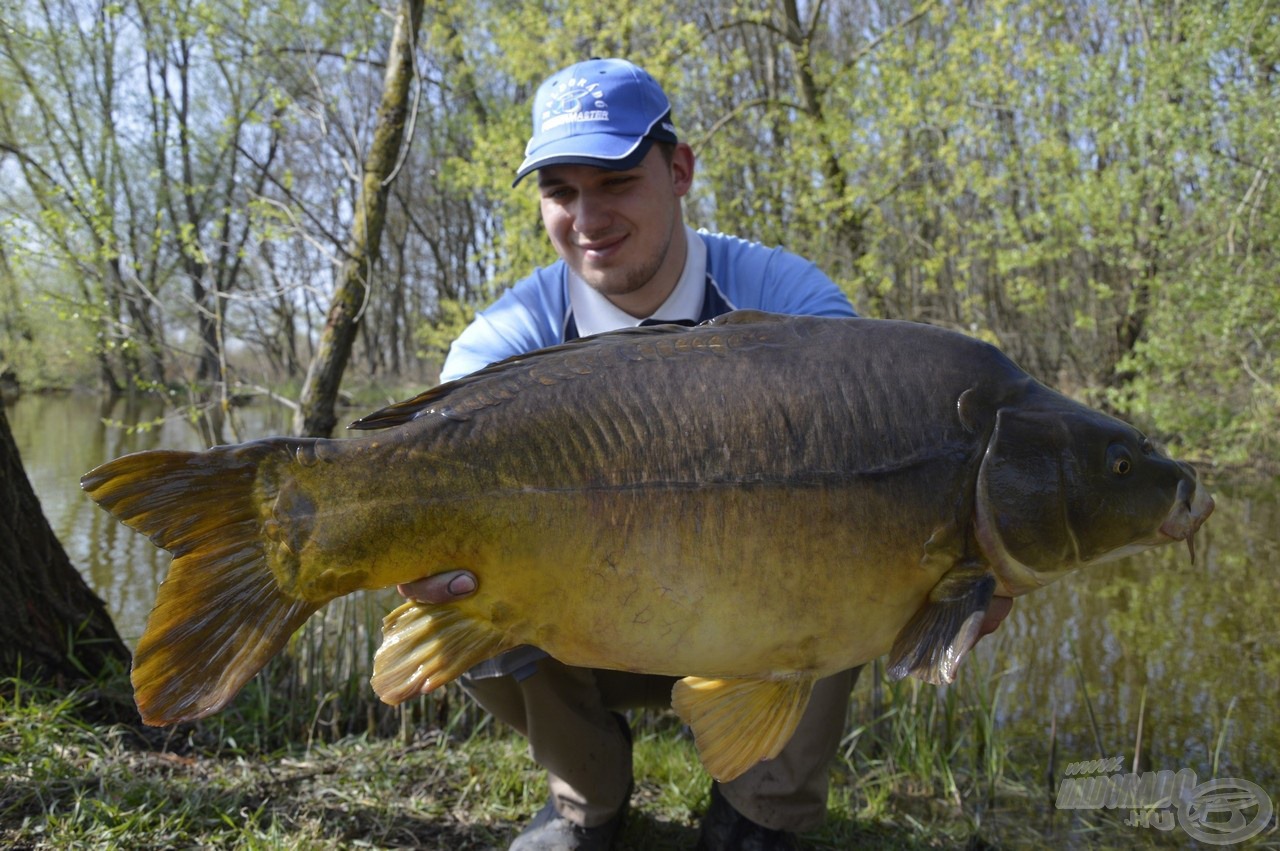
[513,58,679,186]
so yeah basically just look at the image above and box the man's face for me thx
[537,144,694,313]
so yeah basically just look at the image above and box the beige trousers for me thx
[461,660,859,831]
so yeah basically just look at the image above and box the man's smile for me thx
[577,233,627,260]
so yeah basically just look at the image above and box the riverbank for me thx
[7,392,1278,848]
[2,673,1219,850]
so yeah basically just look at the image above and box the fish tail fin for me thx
[371,603,510,704]
[81,443,320,726]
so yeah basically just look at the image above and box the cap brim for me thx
[513,136,654,187]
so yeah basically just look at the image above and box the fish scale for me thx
[81,310,1212,783]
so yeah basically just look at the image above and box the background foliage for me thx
[1,0,1276,461]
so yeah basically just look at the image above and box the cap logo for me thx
[540,77,610,133]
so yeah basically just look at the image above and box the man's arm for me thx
[979,596,1013,638]
[404,271,571,602]
[401,576,1013,641]
[756,247,857,318]
[699,231,856,319]
[440,266,568,382]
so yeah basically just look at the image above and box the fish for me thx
[81,311,1213,782]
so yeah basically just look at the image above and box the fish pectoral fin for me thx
[670,675,814,782]
[371,603,510,704]
[887,564,995,685]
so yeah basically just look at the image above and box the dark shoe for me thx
[697,783,800,851]
[510,712,633,850]
[508,794,628,850]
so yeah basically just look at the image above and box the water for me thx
[8,393,1280,804]
[9,393,296,647]
[956,473,1280,844]
[970,472,1280,792]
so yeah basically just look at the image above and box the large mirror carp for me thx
[82,311,1213,781]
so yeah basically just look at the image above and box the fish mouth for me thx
[1158,474,1215,562]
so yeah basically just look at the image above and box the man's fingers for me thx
[397,569,478,604]
[978,596,1013,638]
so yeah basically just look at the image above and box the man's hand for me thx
[978,596,1013,639]
[397,569,478,604]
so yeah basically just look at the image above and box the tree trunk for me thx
[295,0,425,438]
[0,397,132,690]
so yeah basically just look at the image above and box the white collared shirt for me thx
[567,225,708,337]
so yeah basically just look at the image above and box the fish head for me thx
[973,400,1214,595]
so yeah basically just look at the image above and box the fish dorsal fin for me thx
[703,309,790,326]
[886,562,995,685]
[371,603,511,704]
[348,322,704,430]
[671,675,814,782]
[348,310,802,431]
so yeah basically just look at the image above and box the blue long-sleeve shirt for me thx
[441,228,855,382]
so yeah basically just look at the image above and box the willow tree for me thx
[295,0,425,438]
[0,398,131,694]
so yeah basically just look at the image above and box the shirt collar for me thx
[567,225,707,338]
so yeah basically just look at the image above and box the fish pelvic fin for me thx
[372,603,510,704]
[671,675,814,782]
[80,444,321,726]
[887,562,995,685]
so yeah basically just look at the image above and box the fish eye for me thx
[1107,444,1133,476]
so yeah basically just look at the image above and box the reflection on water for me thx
[9,393,1280,796]
[932,475,1279,798]
[9,393,295,646]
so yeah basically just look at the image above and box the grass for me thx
[2,606,1251,850]
[2,651,1222,851]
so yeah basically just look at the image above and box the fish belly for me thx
[431,484,944,681]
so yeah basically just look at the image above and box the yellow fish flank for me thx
[81,312,1213,782]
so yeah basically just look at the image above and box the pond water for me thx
[8,392,1279,821]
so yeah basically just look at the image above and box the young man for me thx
[399,58,1008,851]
